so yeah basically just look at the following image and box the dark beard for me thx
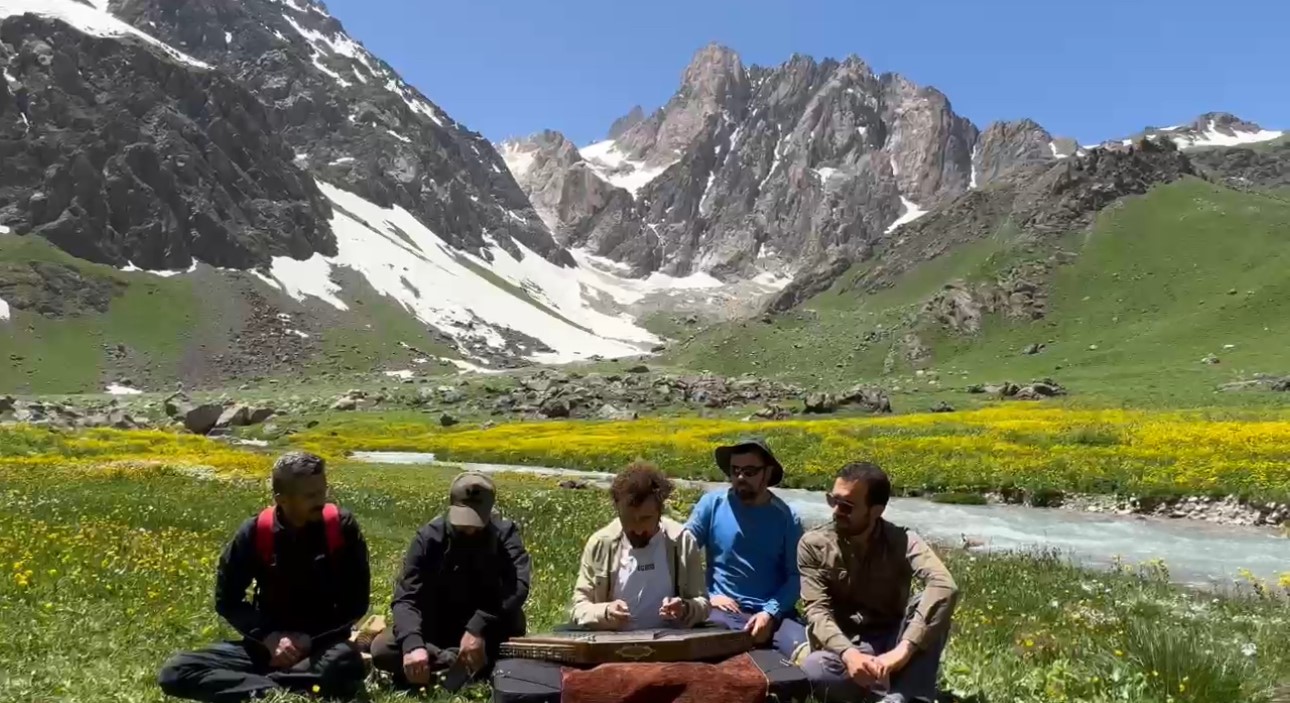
[625,531,652,549]
[733,485,758,501]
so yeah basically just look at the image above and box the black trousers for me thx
[157,638,365,702]
[370,617,523,687]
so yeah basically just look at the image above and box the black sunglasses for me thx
[729,464,767,478]
[825,493,856,514]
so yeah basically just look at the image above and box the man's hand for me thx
[873,641,915,683]
[263,632,311,669]
[659,597,685,622]
[402,647,432,685]
[841,647,884,688]
[710,595,741,614]
[605,600,631,629]
[458,631,486,674]
[743,612,774,644]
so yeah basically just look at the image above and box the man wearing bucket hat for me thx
[369,472,531,690]
[684,436,808,660]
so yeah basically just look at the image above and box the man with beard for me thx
[798,462,959,703]
[569,460,709,630]
[158,452,370,702]
[684,437,807,659]
[370,472,531,689]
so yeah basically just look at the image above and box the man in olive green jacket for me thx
[569,461,710,630]
[798,462,959,703]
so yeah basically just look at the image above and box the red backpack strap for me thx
[255,507,277,565]
[322,503,343,556]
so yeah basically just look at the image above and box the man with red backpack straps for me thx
[158,452,371,702]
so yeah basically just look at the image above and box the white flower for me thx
[1241,642,1257,657]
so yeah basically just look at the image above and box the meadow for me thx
[293,406,1290,504]
[2,427,1289,703]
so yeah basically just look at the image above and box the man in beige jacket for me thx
[569,461,710,630]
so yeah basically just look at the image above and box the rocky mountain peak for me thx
[973,119,1056,187]
[106,0,573,268]
[615,43,751,165]
[608,105,645,140]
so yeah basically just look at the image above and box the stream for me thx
[350,452,1289,589]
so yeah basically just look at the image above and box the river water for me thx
[350,452,1289,589]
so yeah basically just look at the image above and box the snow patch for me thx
[499,142,536,180]
[1049,141,1069,159]
[287,329,310,339]
[106,383,142,396]
[254,254,348,311]
[385,129,412,144]
[438,356,503,375]
[969,145,979,189]
[224,31,232,44]
[1172,120,1283,149]
[0,224,9,234]
[580,141,674,197]
[569,250,725,306]
[0,0,212,69]
[0,296,9,321]
[329,156,355,166]
[121,260,199,277]
[265,182,657,364]
[384,370,414,380]
[885,196,928,234]
[813,167,839,182]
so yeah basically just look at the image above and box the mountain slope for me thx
[0,0,680,392]
[664,176,1290,407]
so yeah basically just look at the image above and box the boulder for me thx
[752,405,791,421]
[331,397,358,411]
[0,395,15,414]
[803,392,838,414]
[1272,378,1290,392]
[626,365,650,374]
[437,386,465,404]
[439,413,459,427]
[540,398,571,418]
[597,404,638,421]
[1022,343,1045,355]
[217,405,252,428]
[183,404,224,434]
[1202,354,1220,365]
[839,386,893,414]
[930,401,955,413]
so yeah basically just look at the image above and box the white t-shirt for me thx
[612,530,673,630]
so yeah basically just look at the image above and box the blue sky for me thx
[324,0,1286,147]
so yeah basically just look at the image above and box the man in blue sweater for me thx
[684,437,807,660]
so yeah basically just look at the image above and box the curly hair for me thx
[609,459,673,508]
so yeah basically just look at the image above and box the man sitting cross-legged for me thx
[685,436,808,660]
[157,452,370,702]
[570,460,710,630]
[798,462,960,703]
[371,472,531,689]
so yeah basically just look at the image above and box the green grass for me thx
[668,179,1290,409]
[1,450,1287,703]
[0,235,203,393]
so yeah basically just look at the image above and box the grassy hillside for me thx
[0,236,204,392]
[667,178,1290,408]
[0,235,462,394]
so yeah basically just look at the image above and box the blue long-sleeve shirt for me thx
[684,488,803,619]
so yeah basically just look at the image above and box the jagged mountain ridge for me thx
[0,0,691,384]
[501,44,1284,282]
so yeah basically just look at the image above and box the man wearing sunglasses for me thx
[684,437,807,660]
[798,462,958,703]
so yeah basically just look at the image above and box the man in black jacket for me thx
[371,472,531,689]
[158,452,370,702]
